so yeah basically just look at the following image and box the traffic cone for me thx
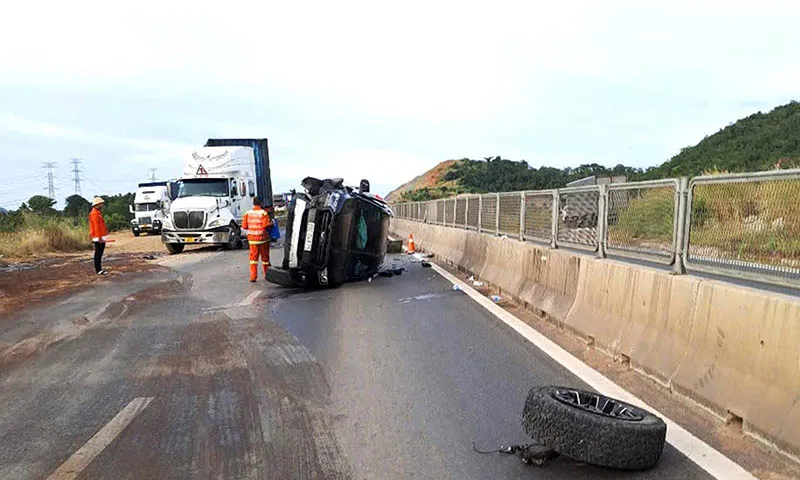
[407,234,416,254]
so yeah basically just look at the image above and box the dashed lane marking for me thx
[46,397,154,480]
[240,290,262,306]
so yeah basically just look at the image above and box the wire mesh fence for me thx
[456,198,467,227]
[498,193,521,236]
[556,187,599,250]
[686,172,800,284]
[466,196,479,230]
[481,194,497,232]
[606,181,677,262]
[390,169,800,288]
[524,192,553,243]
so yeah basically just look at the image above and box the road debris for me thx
[421,261,432,268]
[490,295,502,302]
[473,441,560,466]
[468,275,485,287]
[522,385,667,470]
[452,284,462,292]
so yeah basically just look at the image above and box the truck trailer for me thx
[160,138,274,254]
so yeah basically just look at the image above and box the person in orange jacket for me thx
[242,197,272,282]
[89,196,109,275]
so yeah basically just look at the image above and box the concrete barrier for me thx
[565,258,700,386]
[671,282,800,457]
[390,217,800,460]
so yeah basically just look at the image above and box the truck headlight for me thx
[208,218,226,228]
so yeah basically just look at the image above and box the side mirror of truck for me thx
[359,179,370,193]
[129,205,134,214]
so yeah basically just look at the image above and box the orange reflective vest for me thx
[89,207,108,241]
[242,206,271,244]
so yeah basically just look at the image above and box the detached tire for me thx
[522,386,666,470]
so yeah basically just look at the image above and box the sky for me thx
[1,0,799,209]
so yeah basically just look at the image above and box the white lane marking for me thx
[47,397,154,480]
[240,290,262,306]
[432,264,755,480]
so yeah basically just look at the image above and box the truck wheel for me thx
[222,223,240,250]
[133,230,140,237]
[165,243,185,254]
[522,386,666,470]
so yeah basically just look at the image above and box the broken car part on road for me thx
[521,385,667,470]
[474,385,667,470]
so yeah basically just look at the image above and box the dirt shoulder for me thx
[0,232,170,318]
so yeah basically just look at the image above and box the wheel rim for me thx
[228,226,238,247]
[551,388,644,421]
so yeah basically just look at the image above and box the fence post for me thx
[495,193,500,236]
[519,192,525,241]
[672,177,689,274]
[478,196,483,234]
[453,198,458,228]
[596,185,608,258]
[464,197,469,228]
[551,190,559,248]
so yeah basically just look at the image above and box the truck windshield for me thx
[177,179,229,198]
[135,203,160,212]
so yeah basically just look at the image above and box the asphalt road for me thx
[0,245,713,479]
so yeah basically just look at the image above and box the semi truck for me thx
[129,181,176,236]
[160,138,274,254]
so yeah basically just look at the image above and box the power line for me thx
[42,162,57,199]
[70,158,83,195]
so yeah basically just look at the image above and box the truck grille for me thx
[139,216,152,225]
[173,211,205,229]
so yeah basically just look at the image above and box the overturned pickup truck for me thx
[266,177,393,288]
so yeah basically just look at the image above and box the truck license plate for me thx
[185,238,195,243]
[304,222,315,251]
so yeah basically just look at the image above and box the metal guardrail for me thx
[392,169,800,289]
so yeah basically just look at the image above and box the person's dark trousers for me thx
[93,241,106,273]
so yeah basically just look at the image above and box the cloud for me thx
[0,113,194,163]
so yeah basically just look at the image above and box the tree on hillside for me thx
[27,196,57,216]
[64,195,91,218]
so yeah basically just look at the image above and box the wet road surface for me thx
[0,246,714,479]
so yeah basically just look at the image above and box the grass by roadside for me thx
[0,213,90,260]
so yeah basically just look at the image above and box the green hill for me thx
[389,101,800,202]
[641,101,800,179]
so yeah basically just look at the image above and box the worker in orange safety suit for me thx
[89,196,109,275]
[242,196,272,282]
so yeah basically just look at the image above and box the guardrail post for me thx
[550,190,559,248]
[596,184,607,258]
[478,196,483,234]
[453,199,458,228]
[672,177,689,274]
[495,193,500,236]
[464,198,469,228]
[519,192,525,241]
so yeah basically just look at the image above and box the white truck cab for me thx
[129,182,174,236]
[160,146,259,254]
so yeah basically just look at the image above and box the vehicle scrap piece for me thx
[522,385,666,470]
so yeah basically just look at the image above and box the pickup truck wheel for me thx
[132,230,140,237]
[522,386,666,470]
[165,243,184,254]
[222,223,240,250]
